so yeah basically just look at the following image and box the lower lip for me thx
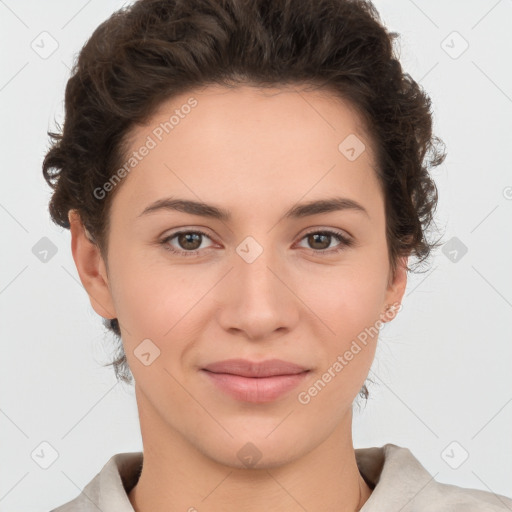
[201,370,310,403]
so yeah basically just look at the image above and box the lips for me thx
[201,358,310,403]
[202,358,309,378]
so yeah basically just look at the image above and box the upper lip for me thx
[202,358,310,378]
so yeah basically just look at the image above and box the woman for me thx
[42,0,512,510]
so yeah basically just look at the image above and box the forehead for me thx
[110,84,382,223]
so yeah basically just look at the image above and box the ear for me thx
[68,209,117,320]
[381,254,408,323]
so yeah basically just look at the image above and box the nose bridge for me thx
[234,233,283,300]
[216,231,297,338]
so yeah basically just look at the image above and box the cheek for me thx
[318,288,381,380]
[302,256,387,382]
[108,250,217,363]
[303,255,388,330]
[300,279,382,408]
[110,245,196,325]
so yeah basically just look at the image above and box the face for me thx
[71,84,407,468]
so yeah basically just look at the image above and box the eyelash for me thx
[160,229,354,258]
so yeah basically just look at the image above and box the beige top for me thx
[50,443,512,511]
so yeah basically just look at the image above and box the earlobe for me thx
[68,209,117,320]
[381,255,408,323]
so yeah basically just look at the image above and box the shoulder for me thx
[417,477,512,511]
[357,443,512,511]
[50,452,143,512]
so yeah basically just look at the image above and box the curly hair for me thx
[42,0,446,396]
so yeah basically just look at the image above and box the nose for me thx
[216,240,299,341]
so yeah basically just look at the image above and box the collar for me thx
[54,443,512,511]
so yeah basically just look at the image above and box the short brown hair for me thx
[42,0,447,394]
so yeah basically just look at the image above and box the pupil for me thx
[310,233,329,250]
[180,233,201,250]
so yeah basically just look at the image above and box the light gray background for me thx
[1,0,511,510]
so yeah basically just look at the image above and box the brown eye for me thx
[298,230,354,254]
[161,229,214,257]
[307,233,332,250]
[176,232,203,250]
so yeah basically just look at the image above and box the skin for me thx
[69,84,408,512]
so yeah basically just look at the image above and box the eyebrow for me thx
[137,196,369,221]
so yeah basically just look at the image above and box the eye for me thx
[296,229,354,255]
[160,228,354,258]
[161,229,214,257]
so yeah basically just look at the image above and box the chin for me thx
[197,430,309,470]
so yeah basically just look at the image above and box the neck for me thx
[128,388,372,512]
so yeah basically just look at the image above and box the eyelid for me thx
[161,227,217,249]
[161,225,351,242]
[294,227,353,251]
[160,225,354,257]
[299,226,352,240]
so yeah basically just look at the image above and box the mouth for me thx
[201,358,311,403]
[202,358,310,378]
